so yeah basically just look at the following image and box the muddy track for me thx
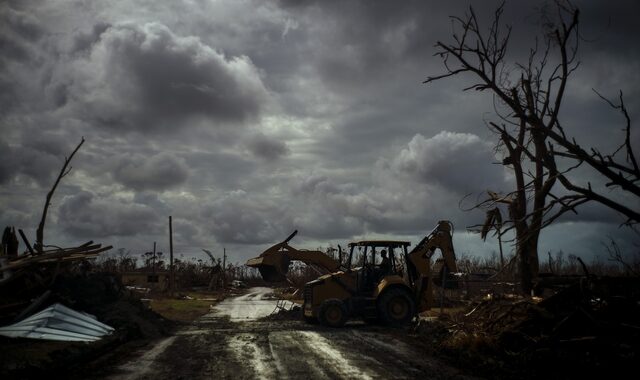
[98,288,477,380]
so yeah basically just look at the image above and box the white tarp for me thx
[0,303,114,342]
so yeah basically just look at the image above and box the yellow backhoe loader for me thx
[246,221,458,327]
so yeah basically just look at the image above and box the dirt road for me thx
[103,288,474,380]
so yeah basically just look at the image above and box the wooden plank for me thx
[4,244,111,270]
[18,229,35,256]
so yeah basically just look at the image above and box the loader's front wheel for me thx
[319,299,348,327]
[378,288,415,326]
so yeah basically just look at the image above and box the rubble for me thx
[1,241,111,276]
[260,305,302,321]
[414,275,640,378]
[0,273,173,379]
[0,240,112,324]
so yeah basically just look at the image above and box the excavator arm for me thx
[406,220,458,311]
[246,230,343,282]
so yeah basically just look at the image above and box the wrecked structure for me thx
[0,227,112,324]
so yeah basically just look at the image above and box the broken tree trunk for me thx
[35,137,85,254]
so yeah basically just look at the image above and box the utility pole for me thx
[169,216,174,295]
[152,241,156,274]
[440,267,446,315]
[222,247,226,288]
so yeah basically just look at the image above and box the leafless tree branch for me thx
[35,137,85,254]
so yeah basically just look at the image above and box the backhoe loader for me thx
[246,221,458,327]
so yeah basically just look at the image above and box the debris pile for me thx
[3,241,111,272]
[0,228,172,378]
[0,273,173,379]
[418,275,640,378]
[0,239,112,323]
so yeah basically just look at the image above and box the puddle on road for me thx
[210,287,293,321]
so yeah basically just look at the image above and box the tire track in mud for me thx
[225,327,372,379]
[222,323,471,379]
[97,288,477,380]
[227,333,277,380]
[346,330,452,377]
[293,331,376,379]
[109,336,178,380]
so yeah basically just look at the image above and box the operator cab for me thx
[347,241,410,293]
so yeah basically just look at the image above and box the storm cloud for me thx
[112,152,189,191]
[390,131,505,192]
[0,0,638,263]
[58,22,268,132]
[245,133,289,161]
[58,191,162,238]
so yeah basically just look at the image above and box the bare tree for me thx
[604,238,639,276]
[545,91,639,224]
[35,137,85,254]
[424,1,638,292]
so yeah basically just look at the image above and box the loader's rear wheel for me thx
[319,299,348,327]
[378,288,415,326]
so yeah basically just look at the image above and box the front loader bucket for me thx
[246,255,291,282]
[255,265,286,282]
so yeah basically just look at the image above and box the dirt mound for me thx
[52,273,172,339]
[0,273,174,379]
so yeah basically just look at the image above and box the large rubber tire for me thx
[318,299,348,327]
[377,288,415,326]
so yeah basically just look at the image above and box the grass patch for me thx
[149,298,213,322]
[149,292,223,322]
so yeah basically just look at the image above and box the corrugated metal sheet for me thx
[0,303,114,342]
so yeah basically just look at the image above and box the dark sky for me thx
[1,0,638,264]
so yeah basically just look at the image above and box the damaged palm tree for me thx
[480,207,505,269]
[202,249,223,290]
